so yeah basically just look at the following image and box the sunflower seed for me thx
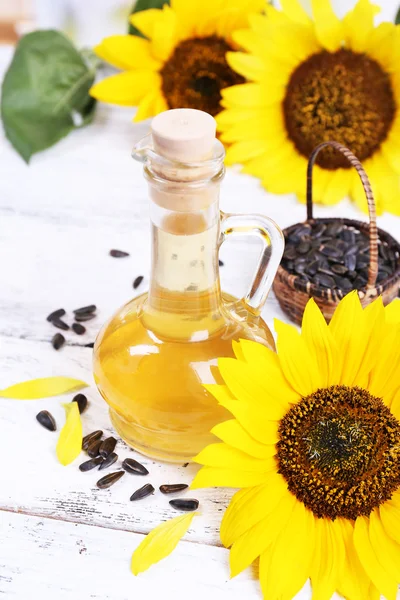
[297,241,311,255]
[345,245,358,256]
[99,437,117,458]
[73,305,96,315]
[169,498,199,512]
[313,223,327,237]
[341,230,355,244]
[326,222,343,236]
[331,264,348,275]
[36,410,56,431]
[72,393,87,414]
[72,323,86,335]
[218,259,224,266]
[315,273,336,288]
[110,249,129,258]
[122,458,149,475]
[85,342,95,348]
[159,484,189,495]
[133,275,144,289]
[344,254,357,271]
[320,245,342,258]
[96,471,125,489]
[82,430,103,450]
[283,246,297,260]
[333,276,353,292]
[99,452,118,470]
[130,483,155,501]
[79,456,103,472]
[52,318,69,331]
[52,333,65,350]
[87,439,102,458]
[47,308,66,322]
[75,313,96,322]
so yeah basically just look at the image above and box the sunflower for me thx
[192,294,400,600]
[89,0,264,122]
[217,0,400,216]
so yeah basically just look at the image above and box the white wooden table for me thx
[1,44,400,599]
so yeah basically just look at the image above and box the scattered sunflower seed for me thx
[169,498,199,512]
[82,430,103,450]
[133,275,144,289]
[87,439,103,458]
[47,308,66,322]
[160,484,189,495]
[110,249,130,258]
[96,471,125,489]
[218,259,224,266]
[182,463,189,468]
[72,323,86,335]
[51,333,65,350]
[85,342,95,348]
[75,313,96,322]
[122,458,149,475]
[79,456,103,472]
[99,452,118,470]
[99,437,117,458]
[36,410,56,431]
[73,305,96,315]
[51,318,69,331]
[130,483,155,501]
[72,393,87,414]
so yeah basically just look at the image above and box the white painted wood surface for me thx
[1,43,400,599]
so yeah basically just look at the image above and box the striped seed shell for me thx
[122,458,149,475]
[169,498,199,512]
[99,437,117,458]
[82,430,103,450]
[130,483,155,501]
[79,456,103,472]
[159,484,189,495]
[87,439,102,458]
[98,452,118,470]
[96,471,125,489]
[36,410,56,432]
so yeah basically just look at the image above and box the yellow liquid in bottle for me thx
[94,220,275,462]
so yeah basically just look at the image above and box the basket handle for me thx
[306,141,378,289]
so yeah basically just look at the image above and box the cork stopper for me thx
[151,108,217,163]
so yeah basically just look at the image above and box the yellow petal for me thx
[379,501,400,546]
[385,299,400,324]
[310,518,345,600]
[221,83,269,108]
[319,168,352,205]
[281,0,311,25]
[133,89,165,122]
[368,323,400,402]
[90,71,161,106]
[224,140,268,165]
[259,501,314,599]
[275,319,324,396]
[220,473,289,547]
[193,443,275,472]
[369,509,400,581]
[56,402,82,466]
[343,0,380,53]
[211,419,277,459]
[231,491,297,578]
[0,377,87,399]
[301,298,340,386]
[353,515,397,600]
[190,465,268,489]
[226,52,265,82]
[130,8,164,40]
[364,22,396,72]
[94,35,161,71]
[338,519,371,600]
[131,513,196,575]
[311,0,344,52]
[231,340,245,361]
[150,5,177,61]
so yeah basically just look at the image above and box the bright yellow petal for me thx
[56,403,82,466]
[275,319,324,396]
[149,5,178,61]
[366,151,400,216]
[170,0,199,39]
[222,81,284,109]
[338,519,371,600]
[225,140,271,165]
[318,168,352,206]
[0,377,87,399]
[193,442,275,472]
[343,0,380,53]
[380,501,400,546]
[281,0,311,25]
[385,299,400,324]
[368,323,400,402]
[133,89,165,122]
[226,52,265,83]
[90,71,161,106]
[220,473,289,547]
[231,491,297,578]
[130,8,164,40]
[190,465,268,489]
[94,35,161,71]
[353,515,398,600]
[363,21,396,71]
[310,518,345,600]
[369,509,400,581]
[311,0,344,52]
[131,513,196,575]
[211,419,277,459]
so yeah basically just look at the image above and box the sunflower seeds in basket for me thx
[82,430,103,450]
[52,318,69,331]
[47,308,66,322]
[130,483,155,501]
[96,471,125,489]
[72,323,86,335]
[73,305,96,315]
[169,498,199,512]
[72,393,87,414]
[110,249,129,258]
[79,456,103,472]
[87,439,103,458]
[99,452,118,470]
[52,333,65,350]
[159,484,189,495]
[36,410,56,431]
[122,458,149,475]
[133,275,144,289]
[99,437,117,458]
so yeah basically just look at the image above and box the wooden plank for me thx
[0,511,263,599]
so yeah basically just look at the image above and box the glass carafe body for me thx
[93,137,284,462]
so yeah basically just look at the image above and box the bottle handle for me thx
[219,212,285,317]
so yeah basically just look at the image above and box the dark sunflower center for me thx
[160,36,244,116]
[277,385,400,520]
[283,49,396,169]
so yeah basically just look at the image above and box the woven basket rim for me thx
[279,217,400,298]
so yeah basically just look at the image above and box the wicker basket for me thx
[273,141,400,325]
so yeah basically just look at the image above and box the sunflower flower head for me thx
[193,294,400,600]
[217,0,400,216]
[90,0,264,122]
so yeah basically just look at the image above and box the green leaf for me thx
[0,377,88,399]
[396,6,400,25]
[56,402,83,466]
[1,30,97,163]
[128,0,170,36]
